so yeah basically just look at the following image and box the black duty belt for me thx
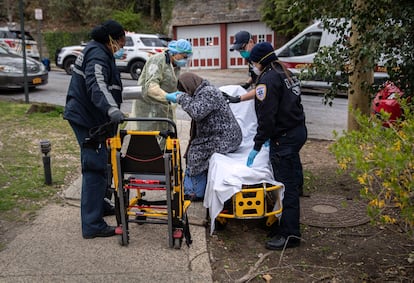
[82,138,102,150]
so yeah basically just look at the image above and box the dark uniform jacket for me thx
[64,40,123,130]
[253,63,305,151]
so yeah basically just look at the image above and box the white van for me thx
[275,21,389,92]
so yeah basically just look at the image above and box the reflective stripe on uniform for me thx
[94,64,118,108]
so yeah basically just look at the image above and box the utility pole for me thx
[19,0,29,103]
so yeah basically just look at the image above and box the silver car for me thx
[0,26,40,60]
[0,45,48,89]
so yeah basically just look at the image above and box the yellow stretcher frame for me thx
[215,183,283,228]
[107,117,191,248]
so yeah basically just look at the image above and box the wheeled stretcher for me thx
[107,117,192,248]
[213,182,283,229]
[204,85,284,233]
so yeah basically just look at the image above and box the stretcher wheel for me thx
[119,231,128,246]
[172,228,183,249]
[135,215,146,225]
[115,225,129,246]
[174,238,181,249]
[214,218,227,230]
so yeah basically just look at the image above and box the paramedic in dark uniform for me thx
[64,20,125,239]
[228,30,257,102]
[246,42,307,250]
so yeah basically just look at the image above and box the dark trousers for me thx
[69,121,109,237]
[270,124,307,238]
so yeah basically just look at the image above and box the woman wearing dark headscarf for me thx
[165,72,243,200]
[64,20,125,239]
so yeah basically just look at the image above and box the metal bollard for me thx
[40,140,52,185]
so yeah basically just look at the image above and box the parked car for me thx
[0,45,48,89]
[275,20,389,92]
[55,32,166,79]
[371,81,404,127]
[0,26,40,60]
[54,43,86,75]
[117,32,166,79]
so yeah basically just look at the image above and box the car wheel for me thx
[63,56,76,75]
[129,61,145,80]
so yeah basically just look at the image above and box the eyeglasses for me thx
[240,43,247,51]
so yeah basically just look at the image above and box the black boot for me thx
[265,235,300,250]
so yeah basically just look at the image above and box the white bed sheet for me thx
[203,85,284,233]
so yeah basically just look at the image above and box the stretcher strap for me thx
[125,154,163,162]
[137,199,167,206]
[125,185,166,190]
[128,178,163,184]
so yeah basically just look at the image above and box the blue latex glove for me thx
[246,149,259,167]
[165,91,181,103]
[263,139,270,147]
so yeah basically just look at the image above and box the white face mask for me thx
[253,66,261,76]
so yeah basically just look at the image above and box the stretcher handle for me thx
[121,117,177,135]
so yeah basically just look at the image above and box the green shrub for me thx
[331,99,413,234]
[112,6,143,32]
[43,31,90,61]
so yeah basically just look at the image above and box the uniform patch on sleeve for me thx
[148,64,159,76]
[255,84,267,101]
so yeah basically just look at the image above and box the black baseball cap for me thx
[230,31,251,51]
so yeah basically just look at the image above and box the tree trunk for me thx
[4,0,14,22]
[150,0,155,21]
[347,0,374,131]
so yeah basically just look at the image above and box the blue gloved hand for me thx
[165,91,181,103]
[263,139,270,147]
[246,149,259,167]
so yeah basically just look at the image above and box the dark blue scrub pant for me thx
[69,121,110,237]
[270,124,307,239]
